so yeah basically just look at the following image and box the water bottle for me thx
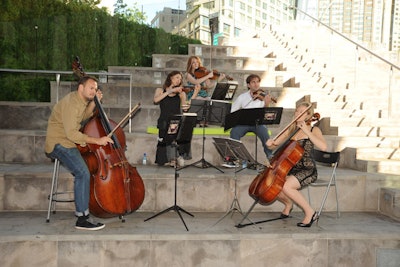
[142,153,147,165]
[242,160,247,169]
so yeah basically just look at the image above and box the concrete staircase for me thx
[1,21,400,267]
[0,21,399,218]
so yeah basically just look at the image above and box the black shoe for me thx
[280,213,290,219]
[297,212,318,228]
[75,216,105,231]
[280,206,293,219]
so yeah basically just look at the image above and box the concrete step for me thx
[151,53,279,71]
[336,126,400,137]
[2,127,400,173]
[355,147,400,161]
[1,211,399,267]
[0,163,391,214]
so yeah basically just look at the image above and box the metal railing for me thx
[288,6,400,118]
[0,68,135,132]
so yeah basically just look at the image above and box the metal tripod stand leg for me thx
[179,100,224,173]
[178,125,224,173]
[144,142,193,231]
[235,199,259,228]
[235,198,288,228]
[212,171,244,226]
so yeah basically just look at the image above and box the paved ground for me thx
[0,210,399,240]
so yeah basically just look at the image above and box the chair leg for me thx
[333,175,340,218]
[307,186,312,204]
[46,159,60,223]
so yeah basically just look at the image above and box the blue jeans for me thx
[47,144,90,217]
[230,125,272,159]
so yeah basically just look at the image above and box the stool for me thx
[46,158,74,222]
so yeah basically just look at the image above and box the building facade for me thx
[153,0,399,54]
[297,0,400,52]
[171,0,296,45]
[151,7,186,33]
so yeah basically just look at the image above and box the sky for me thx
[98,0,186,24]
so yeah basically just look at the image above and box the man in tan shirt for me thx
[45,76,113,230]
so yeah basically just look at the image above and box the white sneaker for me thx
[177,156,185,167]
[222,161,238,168]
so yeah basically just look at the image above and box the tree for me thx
[113,0,147,24]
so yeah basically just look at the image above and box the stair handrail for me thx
[288,6,400,118]
[0,68,135,133]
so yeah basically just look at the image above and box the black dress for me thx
[288,138,317,188]
[155,90,190,165]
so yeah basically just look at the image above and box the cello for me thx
[73,57,145,218]
[248,103,319,205]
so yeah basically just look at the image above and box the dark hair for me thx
[78,76,98,87]
[246,74,261,85]
[163,71,182,89]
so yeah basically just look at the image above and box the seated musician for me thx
[153,71,190,167]
[184,56,225,101]
[225,74,272,167]
[45,76,113,230]
[266,102,327,227]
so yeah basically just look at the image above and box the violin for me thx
[180,84,208,93]
[72,57,145,219]
[194,66,234,81]
[253,89,277,103]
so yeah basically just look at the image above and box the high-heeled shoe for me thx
[280,206,293,219]
[297,212,318,227]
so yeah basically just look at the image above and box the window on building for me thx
[234,27,240,37]
[223,23,231,34]
[202,16,209,26]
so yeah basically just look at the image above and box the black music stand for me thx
[210,82,238,101]
[182,99,230,173]
[224,107,283,170]
[144,114,196,231]
[211,137,256,226]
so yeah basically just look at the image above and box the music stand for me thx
[211,137,257,226]
[210,82,238,101]
[182,99,227,173]
[144,113,196,231]
[224,107,283,169]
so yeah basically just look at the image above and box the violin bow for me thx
[272,102,313,141]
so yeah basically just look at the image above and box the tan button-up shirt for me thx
[45,91,94,153]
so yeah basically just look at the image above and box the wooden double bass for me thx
[73,57,145,218]
[248,103,319,205]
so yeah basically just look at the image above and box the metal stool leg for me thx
[46,159,60,222]
[46,159,73,222]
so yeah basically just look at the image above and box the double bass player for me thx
[45,76,113,230]
[266,102,327,227]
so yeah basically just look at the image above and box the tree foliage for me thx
[0,0,201,101]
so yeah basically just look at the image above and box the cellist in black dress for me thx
[154,71,190,166]
[266,102,327,227]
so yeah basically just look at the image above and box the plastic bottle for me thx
[242,160,247,169]
[142,153,147,165]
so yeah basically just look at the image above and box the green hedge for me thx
[0,0,200,101]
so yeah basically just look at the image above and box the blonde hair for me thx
[186,56,203,74]
[288,102,314,134]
